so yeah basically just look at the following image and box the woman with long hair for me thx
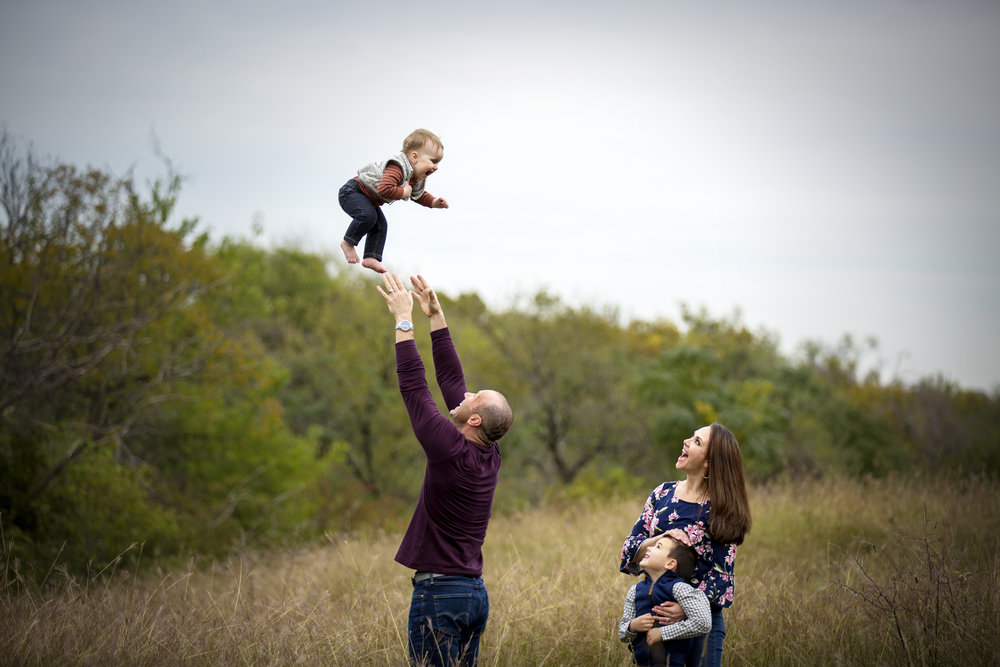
[619,423,752,666]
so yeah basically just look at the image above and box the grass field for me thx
[2,474,998,665]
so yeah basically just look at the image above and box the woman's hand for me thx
[665,528,691,546]
[646,627,663,646]
[652,601,686,625]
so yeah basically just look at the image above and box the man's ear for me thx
[468,413,482,427]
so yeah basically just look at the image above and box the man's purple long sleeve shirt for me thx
[394,328,502,577]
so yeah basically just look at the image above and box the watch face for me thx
[397,320,413,331]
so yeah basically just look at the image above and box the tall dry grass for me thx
[2,474,998,665]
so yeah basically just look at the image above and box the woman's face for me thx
[676,425,711,476]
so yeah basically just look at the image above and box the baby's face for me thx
[408,140,443,180]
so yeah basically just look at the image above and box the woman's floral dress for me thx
[619,481,737,607]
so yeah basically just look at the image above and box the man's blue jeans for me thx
[408,575,489,667]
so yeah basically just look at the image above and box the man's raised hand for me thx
[377,273,413,319]
[410,274,442,319]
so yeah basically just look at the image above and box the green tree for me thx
[0,132,324,571]
[211,242,421,530]
[869,375,1000,473]
[1,131,220,531]
[471,293,648,489]
[638,308,907,480]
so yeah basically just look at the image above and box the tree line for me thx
[2,129,997,575]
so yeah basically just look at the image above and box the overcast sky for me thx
[2,0,998,391]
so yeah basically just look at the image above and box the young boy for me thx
[618,535,712,667]
[338,129,449,273]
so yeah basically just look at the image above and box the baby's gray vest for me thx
[356,151,426,204]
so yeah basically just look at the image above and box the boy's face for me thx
[639,536,677,574]
[407,140,443,180]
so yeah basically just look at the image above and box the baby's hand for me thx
[432,197,449,209]
[402,182,413,199]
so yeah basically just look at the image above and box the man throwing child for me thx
[377,272,514,667]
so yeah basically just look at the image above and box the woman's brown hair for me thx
[706,422,752,545]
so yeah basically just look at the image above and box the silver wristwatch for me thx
[395,320,413,332]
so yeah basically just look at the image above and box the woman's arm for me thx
[655,582,712,642]
[619,484,670,574]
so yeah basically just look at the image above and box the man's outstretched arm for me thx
[377,273,417,343]
[411,274,447,332]
[410,274,467,408]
